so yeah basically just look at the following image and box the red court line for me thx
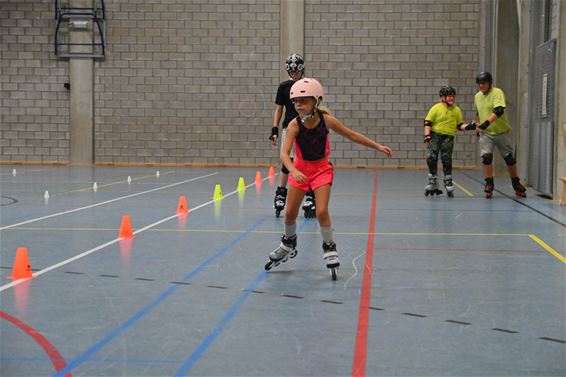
[0,311,72,377]
[351,174,378,377]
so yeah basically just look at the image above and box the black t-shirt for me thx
[275,80,299,129]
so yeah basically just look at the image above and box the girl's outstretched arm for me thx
[325,115,393,157]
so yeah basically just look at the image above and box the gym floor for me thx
[0,165,564,377]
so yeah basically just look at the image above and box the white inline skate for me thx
[323,241,340,280]
[302,191,316,218]
[444,175,454,198]
[424,173,443,196]
[265,235,298,271]
[273,187,287,218]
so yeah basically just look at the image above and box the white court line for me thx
[0,177,268,292]
[0,172,218,231]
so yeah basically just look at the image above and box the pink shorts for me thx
[288,158,334,192]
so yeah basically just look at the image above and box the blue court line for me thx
[53,216,268,377]
[174,271,267,376]
[174,221,311,376]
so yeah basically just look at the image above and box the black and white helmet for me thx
[285,53,305,75]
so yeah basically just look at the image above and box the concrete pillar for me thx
[554,1,566,197]
[69,21,94,165]
[279,0,304,81]
[516,0,531,181]
[494,0,520,177]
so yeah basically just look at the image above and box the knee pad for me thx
[281,157,293,174]
[503,153,516,166]
[481,153,493,165]
[426,151,438,164]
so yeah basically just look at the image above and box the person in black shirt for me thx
[269,54,317,218]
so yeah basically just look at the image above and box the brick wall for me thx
[94,0,280,165]
[304,0,480,167]
[0,1,70,163]
[1,0,481,167]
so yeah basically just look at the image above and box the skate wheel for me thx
[304,210,316,218]
[264,261,273,271]
[330,268,337,281]
[275,210,281,218]
[289,249,298,258]
[425,191,430,197]
[447,192,454,198]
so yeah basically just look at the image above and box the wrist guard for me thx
[479,120,490,130]
[269,126,279,141]
[463,122,477,131]
[424,135,431,144]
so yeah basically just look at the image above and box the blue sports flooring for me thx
[0,165,564,377]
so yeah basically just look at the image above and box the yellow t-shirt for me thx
[424,102,463,137]
[474,87,512,135]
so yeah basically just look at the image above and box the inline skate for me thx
[302,190,316,218]
[264,235,298,271]
[444,175,454,198]
[424,174,443,196]
[273,186,287,218]
[512,177,527,198]
[323,241,340,280]
[484,177,494,198]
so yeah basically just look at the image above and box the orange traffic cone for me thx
[177,195,188,214]
[268,166,275,178]
[11,247,33,280]
[118,215,134,239]
[255,171,262,184]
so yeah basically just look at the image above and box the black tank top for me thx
[296,113,329,161]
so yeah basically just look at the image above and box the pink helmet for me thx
[289,78,324,103]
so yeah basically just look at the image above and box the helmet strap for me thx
[301,111,316,122]
[300,99,320,122]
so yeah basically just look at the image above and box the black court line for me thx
[320,299,343,305]
[0,196,18,206]
[462,173,566,228]
[206,285,228,290]
[445,320,472,326]
[55,269,563,346]
[280,294,303,299]
[539,337,566,344]
[403,312,427,318]
[245,289,265,294]
[492,328,519,334]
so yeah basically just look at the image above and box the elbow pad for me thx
[494,106,504,117]
[424,120,432,127]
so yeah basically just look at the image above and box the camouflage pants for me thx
[426,132,454,176]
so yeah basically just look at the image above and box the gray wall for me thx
[1,0,481,167]
[0,1,70,162]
